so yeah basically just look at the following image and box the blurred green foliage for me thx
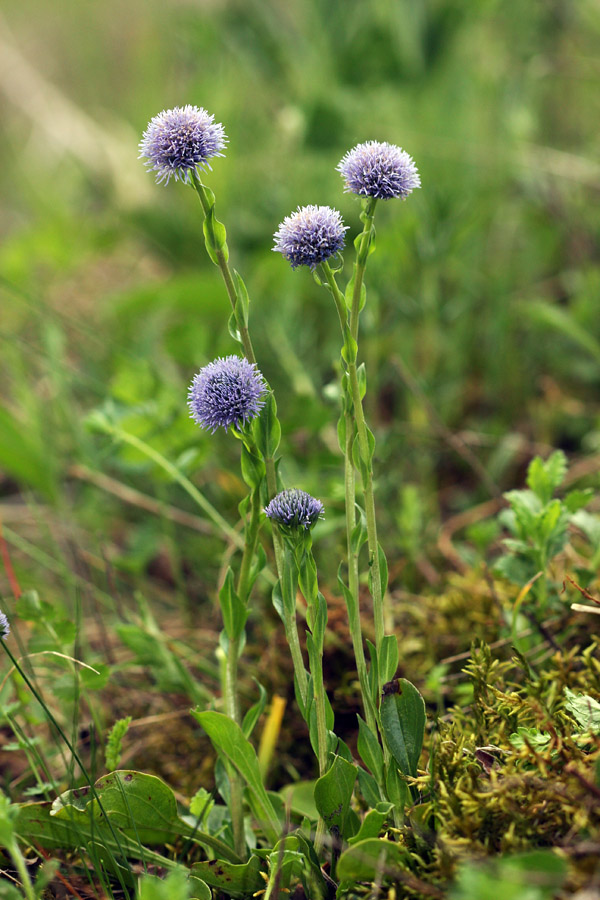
[1,0,600,599]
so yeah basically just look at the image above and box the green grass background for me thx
[1,0,600,601]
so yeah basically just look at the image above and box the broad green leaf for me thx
[313,755,357,838]
[564,688,600,734]
[337,837,407,884]
[15,801,178,869]
[188,876,212,900]
[348,803,392,846]
[51,771,238,862]
[380,679,426,778]
[192,711,280,844]
[190,855,263,897]
[509,727,551,750]
[52,771,178,844]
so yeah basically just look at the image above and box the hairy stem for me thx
[318,261,377,731]
[191,175,255,364]
[320,259,385,654]
[347,199,387,654]
[191,174,308,709]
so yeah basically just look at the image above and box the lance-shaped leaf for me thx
[219,568,247,641]
[192,711,280,844]
[380,679,425,779]
[313,755,357,839]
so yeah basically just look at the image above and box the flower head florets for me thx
[273,205,348,270]
[0,610,9,641]
[139,105,227,185]
[337,141,420,200]
[188,356,267,434]
[264,489,325,531]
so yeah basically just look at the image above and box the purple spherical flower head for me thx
[337,141,421,200]
[0,610,9,641]
[273,205,348,270]
[264,489,325,531]
[188,356,267,434]
[139,105,227,185]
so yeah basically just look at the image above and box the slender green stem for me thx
[237,489,261,605]
[347,199,386,654]
[220,639,244,859]
[348,364,384,651]
[320,260,385,653]
[350,197,377,339]
[265,448,308,709]
[344,204,402,819]
[343,412,377,732]
[7,839,36,900]
[191,174,255,365]
[190,172,308,708]
[223,484,262,860]
[318,261,376,731]
[312,665,329,778]
[295,544,329,855]
[311,639,330,855]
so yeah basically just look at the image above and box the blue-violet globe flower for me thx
[188,356,267,434]
[139,105,227,185]
[273,205,348,270]
[337,140,420,200]
[0,610,9,640]
[264,489,325,531]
